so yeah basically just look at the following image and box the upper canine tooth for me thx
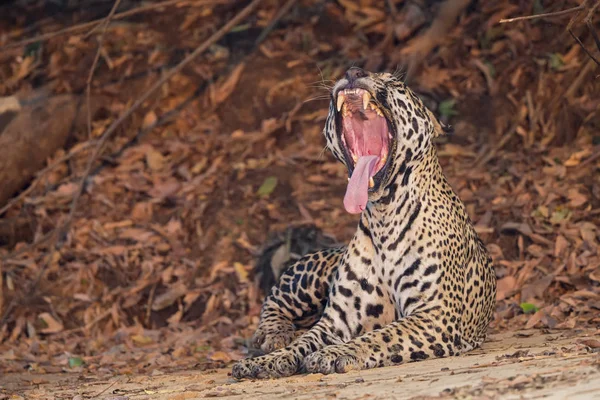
[362,92,371,110]
[337,93,346,112]
[369,177,375,188]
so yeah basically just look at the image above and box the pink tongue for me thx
[343,155,380,214]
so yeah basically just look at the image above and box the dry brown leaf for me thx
[567,188,587,208]
[521,274,553,302]
[152,283,187,311]
[579,339,600,348]
[142,110,157,129]
[497,276,517,301]
[525,310,544,329]
[131,202,153,222]
[131,335,154,346]
[146,147,166,171]
[38,313,64,334]
[579,222,597,245]
[209,351,232,362]
[211,63,245,106]
[55,182,78,197]
[234,262,249,283]
[564,149,592,167]
[148,179,181,199]
[119,228,155,242]
[167,308,183,326]
[554,235,569,258]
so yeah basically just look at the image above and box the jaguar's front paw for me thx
[251,323,296,354]
[304,345,362,375]
[232,358,258,380]
[232,351,300,380]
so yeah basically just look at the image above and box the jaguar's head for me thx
[323,67,447,214]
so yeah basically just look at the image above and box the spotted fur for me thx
[232,69,497,379]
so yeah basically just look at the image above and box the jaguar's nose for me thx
[345,67,367,83]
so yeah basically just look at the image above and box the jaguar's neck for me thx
[361,145,451,247]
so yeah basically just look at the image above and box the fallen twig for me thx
[499,3,587,24]
[0,0,230,50]
[91,380,119,399]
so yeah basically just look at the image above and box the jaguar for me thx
[232,67,497,379]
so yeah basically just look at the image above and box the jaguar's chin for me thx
[334,87,395,214]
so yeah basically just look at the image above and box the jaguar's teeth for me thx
[362,92,371,110]
[337,93,346,112]
[369,177,375,188]
[352,153,358,163]
[342,103,350,117]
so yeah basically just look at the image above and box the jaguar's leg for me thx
[234,231,396,379]
[252,247,344,354]
[233,315,346,379]
[304,311,457,374]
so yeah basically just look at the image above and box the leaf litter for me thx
[0,0,598,386]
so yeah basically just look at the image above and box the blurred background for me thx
[0,0,598,376]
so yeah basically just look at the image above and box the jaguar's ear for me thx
[426,108,452,138]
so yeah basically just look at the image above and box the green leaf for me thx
[24,42,41,58]
[68,357,84,368]
[520,303,539,314]
[548,53,564,71]
[439,99,458,118]
[230,24,250,33]
[550,206,571,224]
[257,176,278,197]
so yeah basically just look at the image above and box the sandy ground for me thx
[2,328,599,400]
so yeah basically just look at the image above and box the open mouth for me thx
[335,87,395,214]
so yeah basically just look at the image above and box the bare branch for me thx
[499,3,586,24]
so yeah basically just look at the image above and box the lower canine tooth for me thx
[369,177,375,188]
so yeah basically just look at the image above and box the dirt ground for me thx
[2,328,599,399]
